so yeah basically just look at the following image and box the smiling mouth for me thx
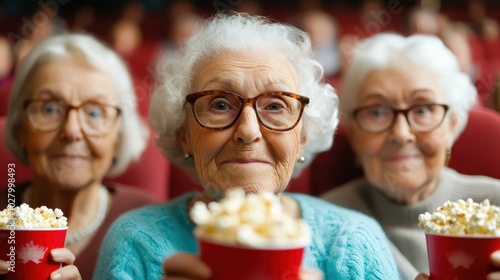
[53,155,89,160]
[384,155,421,162]
[223,159,269,164]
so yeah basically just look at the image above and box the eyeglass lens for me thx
[26,100,119,136]
[191,91,304,131]
[355,104,447,133]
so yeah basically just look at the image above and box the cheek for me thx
[350,130,385,161]
[416,129,449,170]
[22,130,57,164]
[417,128,449,157]
[190,129,226,168]
[88,131,120,162]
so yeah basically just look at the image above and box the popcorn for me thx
[418,199,500,236]
[191,188,311,248]
[0,203,68,229]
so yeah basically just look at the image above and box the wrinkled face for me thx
[347,66,458,203]
[178,50,307,196]
[19,54,120,190]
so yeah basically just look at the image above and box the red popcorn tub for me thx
[418,199,500,280]
[191,188,311,280]
[0,204,68,280]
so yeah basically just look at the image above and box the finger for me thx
[414,273,430,280]
[487,271,500,280]
[50,265,81,280]
[50,248,76,265]
[491,251,500,267]
[0,260,10,274]
[300,268,323,280]
[163,253,211,279]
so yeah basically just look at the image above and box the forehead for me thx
[357,65,445,103]
[29,54,116,101]
[192,49,298,94]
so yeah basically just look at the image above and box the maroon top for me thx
[0,182,159,280]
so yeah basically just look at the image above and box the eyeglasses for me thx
[185,90,310,131]
[352,104,449,133]
[23,98,122,137]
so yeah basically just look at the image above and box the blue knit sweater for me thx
[93,193,399,279]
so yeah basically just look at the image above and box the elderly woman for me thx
[0,34,158,279]
[93,13,399,279]
[321,33,500,279]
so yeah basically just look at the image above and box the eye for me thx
[258,96,288,111]
[41,102,62,115]
[265,102,284,111]
[211,100,229,111]
[83,104,105,119]
[414,105,433,115]
[367,106,389,117]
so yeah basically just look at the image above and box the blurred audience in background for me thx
[404,7,439,36]
[291,9,341,77]
[0,0,500,202]
[110,19,143,58]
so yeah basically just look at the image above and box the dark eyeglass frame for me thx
[23,98,122,135]
[352,104,450,133]
[185,90,310,131]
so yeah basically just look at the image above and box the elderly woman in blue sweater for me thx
[93,13,399,279]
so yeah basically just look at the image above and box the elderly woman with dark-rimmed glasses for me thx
[0,33,158,280]
[322,33,500,280]
[93,12,399,280]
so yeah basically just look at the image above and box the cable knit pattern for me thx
[93,193,398,280]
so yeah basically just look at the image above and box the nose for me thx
[233,105,262,143]
[60,109,84,140]
[388,113,416,144]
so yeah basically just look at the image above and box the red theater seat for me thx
[448,108,500,179]
[310,125,363,196]
[0,116,33,187]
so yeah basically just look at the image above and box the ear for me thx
[447,113,459,147]
[297,131,308,159]
[176,124,191,155]
[113,134,122,154]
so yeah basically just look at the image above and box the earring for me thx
[184,153,193,161]
[112,156,118,164]
[297,156,306,163]
[445,148,451,166]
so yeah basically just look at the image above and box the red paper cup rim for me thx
[195,229,310,250]
[425,232,500,239]
[0,227,68,231]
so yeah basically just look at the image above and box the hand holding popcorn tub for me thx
[417,199,500,280]
[0,204,79,280]
[190,188,312,280]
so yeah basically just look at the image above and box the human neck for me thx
[27,178,103,227]
[381,179,439,206]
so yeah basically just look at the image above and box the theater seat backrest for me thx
[0,116,33,187]
[104,124,170,201]
[448,108,500,179]
[310,125,364,196]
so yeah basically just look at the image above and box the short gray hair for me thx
[340,33,477,140]
[150,12,338,178]
[6,33,148,176]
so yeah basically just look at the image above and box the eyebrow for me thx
[409,89,436,98]
[360,89,437,102]
[35,90,111,103]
